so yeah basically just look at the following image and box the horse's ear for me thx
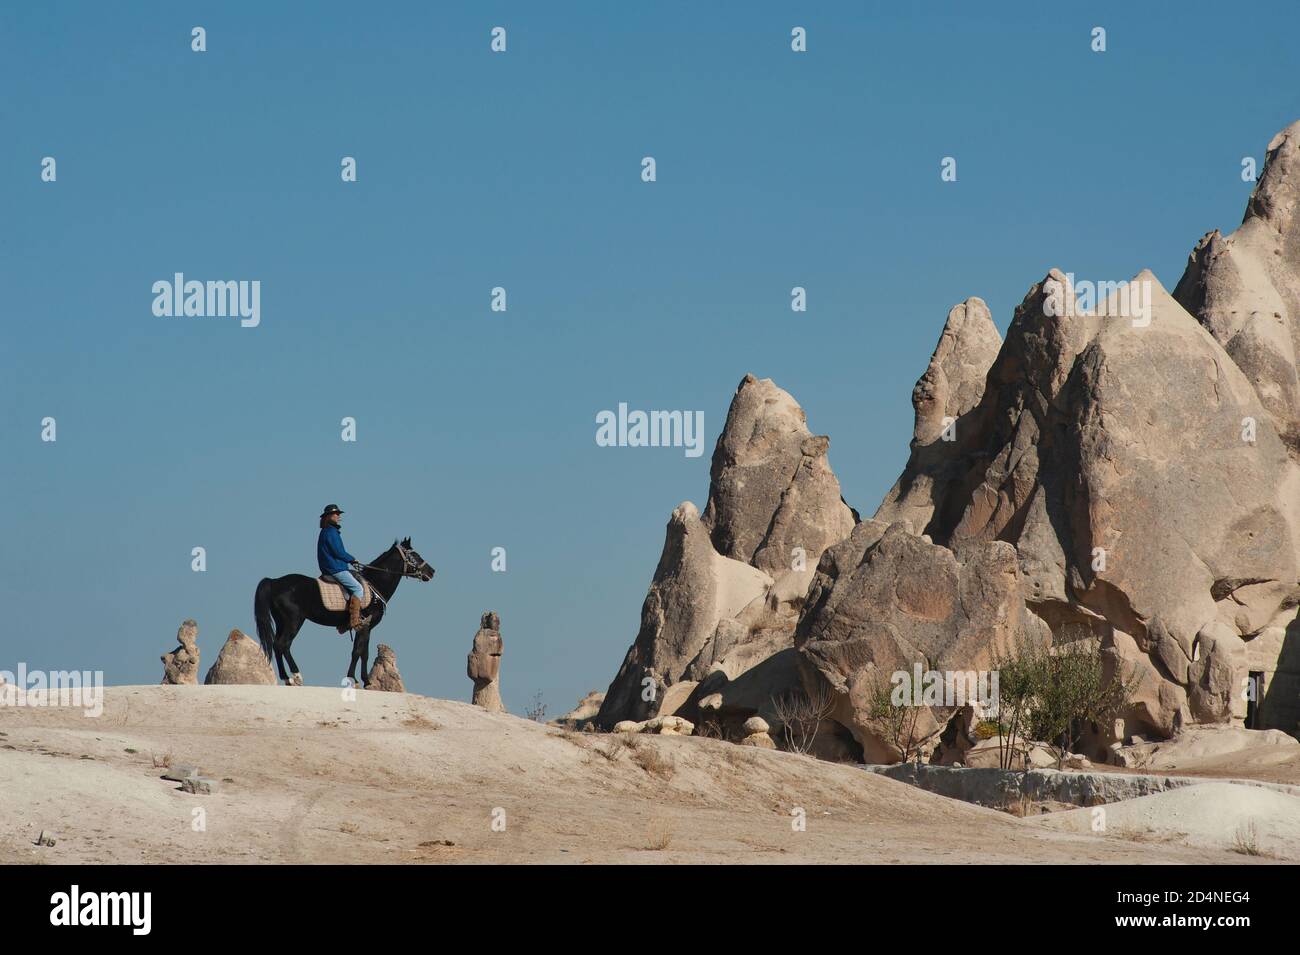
[403,536,411,546]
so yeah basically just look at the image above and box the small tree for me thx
[990,635,1048,770]
[993,630,1138,770]
[770,685,836,755]
[1027,638,1137,768]
[867,672,928,764]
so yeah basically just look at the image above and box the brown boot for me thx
[347,596,363,632]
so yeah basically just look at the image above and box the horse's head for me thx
[396,537,435,582]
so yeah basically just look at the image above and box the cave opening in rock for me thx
[1246,671,1264,729]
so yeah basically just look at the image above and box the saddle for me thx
[317,575,373,612]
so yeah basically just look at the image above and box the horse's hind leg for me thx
[283,644,305,686]
[275,615,306,686]
[268,608,290,682]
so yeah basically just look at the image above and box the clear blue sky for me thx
[3,1,1298,713]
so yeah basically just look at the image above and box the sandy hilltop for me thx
[2,684,1298,865]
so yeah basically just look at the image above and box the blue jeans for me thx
[326,570,364,601]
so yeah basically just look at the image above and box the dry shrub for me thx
[1001,792,1032,817]
[694,717,730,741]
[585,733,637,762]
[525,691,547,722]
[630,740,674,779]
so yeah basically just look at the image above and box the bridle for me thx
[348,545,434,621]
[353,542,431,580]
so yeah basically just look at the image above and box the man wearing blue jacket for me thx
[318,504,365,631]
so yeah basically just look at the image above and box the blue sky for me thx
[3,1,1298,713]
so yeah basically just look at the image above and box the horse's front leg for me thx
[346,637,359,688]
[356,629,372,688]
[274,648,294,684]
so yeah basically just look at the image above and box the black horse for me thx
[253,538,434,687]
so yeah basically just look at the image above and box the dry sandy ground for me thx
[0,685,1288,865]
[1031,783,1300,860]
[1111,727,1300,786]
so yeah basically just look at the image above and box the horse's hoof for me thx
[290,673,304,687]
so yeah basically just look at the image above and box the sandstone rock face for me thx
[701,374,857,576]
[1169,122,1300,737]
[596,500,774,725]
[467,612,505,712]
[875,298,1003,533]
[161,620,200,686]
[598,121,1300,757]
[597,376,857,733]
[796,521,1046,761]
[203,629,276,686]
[366,644,405,692]
[1061,275,1294,648]
[851,204,1300,745]
[1175,121,1300,458]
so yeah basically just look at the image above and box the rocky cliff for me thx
[598,121,1300,758]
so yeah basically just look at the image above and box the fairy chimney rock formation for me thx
[203,629,276,686]
[468,612,505,712]
[1175,120,1300,458]
[597,120,1300,756]
[366,644,406,692]
[161,619,201,685]
[702,374,857,576]
[874,297,1003,533]
[597,375,857,730]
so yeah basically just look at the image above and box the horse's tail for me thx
[254,578,276,661]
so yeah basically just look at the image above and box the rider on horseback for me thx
[318,504,365,631]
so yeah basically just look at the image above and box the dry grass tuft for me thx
[642,822,674,851]
[629,740,674,779]
[1231,820,1264,857]
[401,712,440,730]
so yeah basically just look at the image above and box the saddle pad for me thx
[317,576,373,612]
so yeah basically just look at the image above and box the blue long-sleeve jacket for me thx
[317,526,357,574]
